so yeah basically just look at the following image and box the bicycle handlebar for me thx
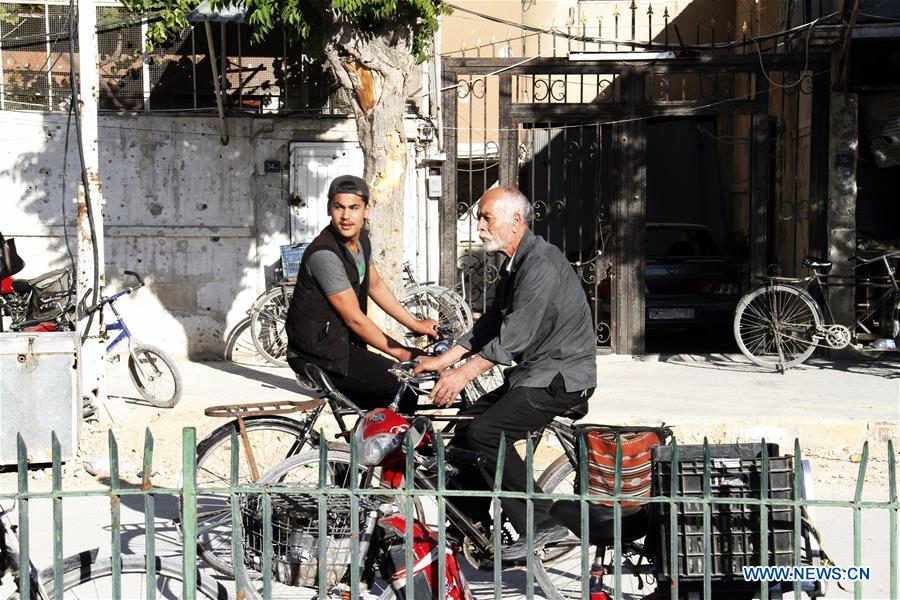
[77,271,147,318]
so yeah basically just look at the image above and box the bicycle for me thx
[0,502,228,599]
[229,361,587,599]
[733,251,900,371]
[78,271,183,408]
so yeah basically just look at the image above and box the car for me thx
[643,223,740,328]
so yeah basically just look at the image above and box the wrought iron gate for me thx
[440,44,829,354]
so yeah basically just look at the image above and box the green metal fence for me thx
[2,427,897,600]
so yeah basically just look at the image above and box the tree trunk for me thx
[323,23,416,337]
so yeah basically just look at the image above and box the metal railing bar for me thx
[669,438,680,598]
[578,431,590,600]
[16,434,31,600]
[436,431,447,600]
[888,439,897,600]
[492,433,506,599]
[181,427,198,600]
[525,434,535,599]
[853,441,869,600]
[171,484,900,509]
[141,428,157,600]
[794,439,803,600]
[51,432,63,600]
[108,430,121,599]
[404,432,415,600]
[760,439,770,600]
[349,435,361,600]
[316,439,327,600]
[702,438,711,600]
[613,435,623,600]
[261,491,272,600]
[226,427,245,594]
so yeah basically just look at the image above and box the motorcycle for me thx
[235,363,473,599]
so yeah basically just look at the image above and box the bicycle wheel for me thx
[401,285,471,343]
[733,283,822,370]
[250,286,292,367]
[233,449,421,600]
[401,285,504,398]
[533,456,649,600]
[127,344,182,408]
[41,553,228,599]
[185,416,316,578]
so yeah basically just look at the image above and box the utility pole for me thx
[76,0,106,406]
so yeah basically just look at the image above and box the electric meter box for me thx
[0,331,80,465]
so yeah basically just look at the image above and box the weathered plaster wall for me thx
[0,111,363,358]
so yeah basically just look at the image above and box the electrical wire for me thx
[443,2,841,51]
[61,100,76,274]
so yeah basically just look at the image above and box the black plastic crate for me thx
[652,443,795,581]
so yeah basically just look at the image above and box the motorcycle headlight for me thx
[353,427,403,467]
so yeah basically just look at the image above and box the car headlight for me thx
[714,283,739,295]
[353,426,403,466]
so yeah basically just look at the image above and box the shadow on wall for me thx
[1,112,298,359]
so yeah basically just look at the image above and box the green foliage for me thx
[121,0,450,62]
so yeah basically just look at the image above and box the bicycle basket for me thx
[574,424,673,509]
[240,488,376,588]
[280,244,309,281]
[27,268,73,321]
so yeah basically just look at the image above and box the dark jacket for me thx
[458,229,596,392]
[286,225,371,375]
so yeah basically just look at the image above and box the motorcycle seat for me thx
[11,279,32,293]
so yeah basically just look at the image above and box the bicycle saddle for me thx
[549,501,649,546]
[802,255,833,270]
[305,364,336,395]
[561,401,589,420]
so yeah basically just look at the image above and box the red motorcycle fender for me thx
[379,515,472,600]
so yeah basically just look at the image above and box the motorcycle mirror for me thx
[403,417,429,452]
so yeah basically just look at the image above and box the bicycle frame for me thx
[804,255,898,339]
[102,291,136,354]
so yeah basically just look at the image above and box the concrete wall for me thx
[0,111,434,359]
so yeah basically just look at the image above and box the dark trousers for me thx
[288,345,418,413]
[450,373,592,533]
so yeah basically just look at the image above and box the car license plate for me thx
[649,308,695,320]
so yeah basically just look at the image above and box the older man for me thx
[414,186,597,560]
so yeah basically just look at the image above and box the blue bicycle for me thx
[79,271,182,408]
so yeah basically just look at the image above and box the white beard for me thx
[481,237,507,253]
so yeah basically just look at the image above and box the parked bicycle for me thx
[733,251,899,370]
[0,501,228,599]
[78,271,183,408]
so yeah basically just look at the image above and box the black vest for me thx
[286,225,371,375]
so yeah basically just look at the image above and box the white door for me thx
[289,142,364,243]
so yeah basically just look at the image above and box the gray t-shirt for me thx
[305,246,366,296]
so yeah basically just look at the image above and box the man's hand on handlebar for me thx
[428,367,469,407]
[409,318,441,340]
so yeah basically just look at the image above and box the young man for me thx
[414,186,597,561]
[285,175,438,411]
